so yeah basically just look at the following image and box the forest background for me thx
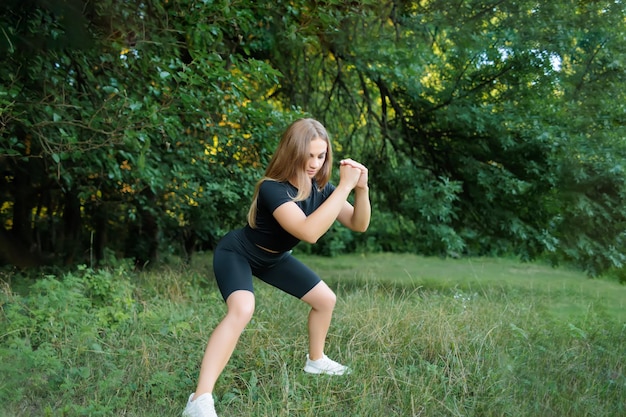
[1,0,625,279]
[1,2,626,416]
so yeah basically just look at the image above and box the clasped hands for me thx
[339,158,369,191]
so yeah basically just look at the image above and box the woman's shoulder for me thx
[260,179,293,193]
[259,179,296,203]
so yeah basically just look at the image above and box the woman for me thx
[183,118,370,417]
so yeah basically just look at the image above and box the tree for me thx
[234,0,626,274]
[1,0,624,276]
[0,0,290,267]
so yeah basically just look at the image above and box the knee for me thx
[228,304,254,324]
[312,287,337,312]
[226,292,255,325]
[324,290,337,311]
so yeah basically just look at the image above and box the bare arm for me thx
[336,186,370,232]
[336,160,370,232]
[272,163,362,244]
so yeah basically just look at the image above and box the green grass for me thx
[1,253,624,416]
[301,253,626,322]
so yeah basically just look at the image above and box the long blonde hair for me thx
[247,118,333,228]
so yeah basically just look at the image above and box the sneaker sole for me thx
[303,366,349,376]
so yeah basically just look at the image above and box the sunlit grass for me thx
[298,252,626,322]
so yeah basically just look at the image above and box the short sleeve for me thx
[258,180,295,213]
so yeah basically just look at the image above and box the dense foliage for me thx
[0,0,294,267]
[1,0,625,275]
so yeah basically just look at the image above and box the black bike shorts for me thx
[212,229,321,301]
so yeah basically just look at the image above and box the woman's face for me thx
[306,138,328,178]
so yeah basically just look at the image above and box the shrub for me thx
[0,266,137,408]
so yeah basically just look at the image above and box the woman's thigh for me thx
[256,254,321,299]
[213,248,255,301]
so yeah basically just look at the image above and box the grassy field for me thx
[1,253,625,416]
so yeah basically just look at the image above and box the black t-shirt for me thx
[243,180,336,252]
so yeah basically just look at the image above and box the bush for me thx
[0,266,137,410]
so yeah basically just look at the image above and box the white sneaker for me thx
[182,393,218,417]
[303,354,351,375]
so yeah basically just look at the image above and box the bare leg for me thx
[300,281,337,360]
[193,290,255,399]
